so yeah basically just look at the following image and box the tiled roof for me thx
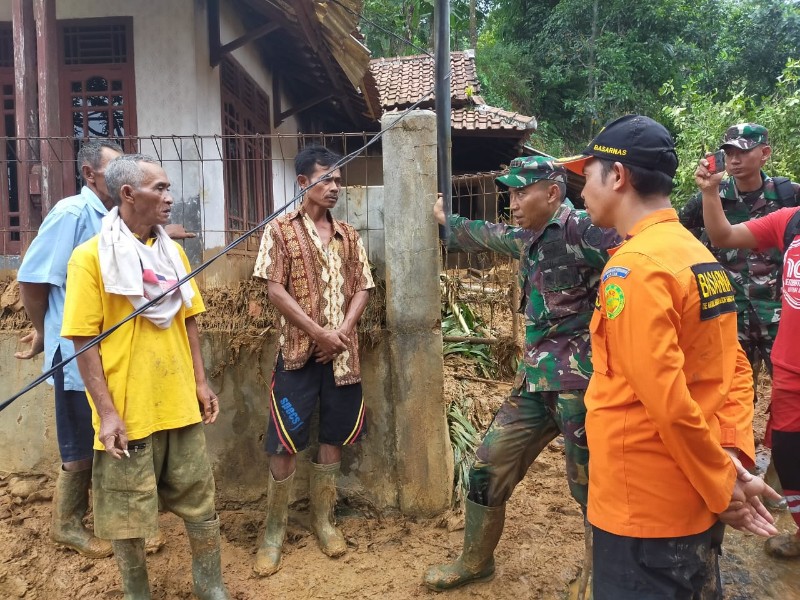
[369,50,480,108]
[370,51,536,133]
[452,99,537,132]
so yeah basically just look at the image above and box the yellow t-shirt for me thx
[61,236,206,450]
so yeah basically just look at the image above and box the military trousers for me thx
[739,310,778,387]
[467,388,589,508]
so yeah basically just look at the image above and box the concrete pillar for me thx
[381,110,452,516]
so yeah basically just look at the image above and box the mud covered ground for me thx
[1,273,797,599]
[2,371,797,600]
[0,368,587,600]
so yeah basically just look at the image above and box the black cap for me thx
[558,115,678,178]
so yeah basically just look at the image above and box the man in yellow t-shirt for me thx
[62,154,230,600]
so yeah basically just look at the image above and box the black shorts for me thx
[592,522,724,600]
[265,353,366,455]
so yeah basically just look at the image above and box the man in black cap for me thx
[559,115,780,599]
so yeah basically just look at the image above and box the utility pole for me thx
[435,0,452,239]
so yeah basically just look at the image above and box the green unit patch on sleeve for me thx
[604,283,625,319]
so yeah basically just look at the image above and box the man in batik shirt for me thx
[252,145,374,577]
[424,156,618,591]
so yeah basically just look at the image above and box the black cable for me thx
[0,84,442,413]
[2,0,448,412]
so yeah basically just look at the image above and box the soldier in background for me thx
[679,123,800,505]
[423,157,618,592]
[680,123,800,391]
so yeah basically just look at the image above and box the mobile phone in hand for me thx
[706,150,726,174]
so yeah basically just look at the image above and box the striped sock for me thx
[785,489,800,529]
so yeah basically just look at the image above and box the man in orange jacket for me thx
[558,115,780,598]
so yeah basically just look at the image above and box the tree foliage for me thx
[361,0,491,56]
[663,59,800,203]
[362,1,800,157]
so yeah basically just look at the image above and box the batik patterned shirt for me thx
[254,207,374,385]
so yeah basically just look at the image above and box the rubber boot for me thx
[765,532,800,558]
[51,467,113,558]
[423,499,506,591]
[764,459,787,511]
[253,470,294,577]
[112,538,151,599]
[309,462,347,558]
[185,516,231,600]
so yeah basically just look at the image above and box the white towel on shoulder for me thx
[98,207,195,329]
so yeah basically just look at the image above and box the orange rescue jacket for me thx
[586,209,755,538]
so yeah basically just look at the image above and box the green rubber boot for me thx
[309,462,347,558]
[423,499,506,591]
[253,470,294,577]
[185,516,231,600]
[51,467,113,558]
[111,538,151,599]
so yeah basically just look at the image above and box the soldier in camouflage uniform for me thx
[680,124,800,389]
[423,156,618,592]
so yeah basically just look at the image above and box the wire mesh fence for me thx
[0,132,382,257]
[2,135,520,347]
[443,171,521,346]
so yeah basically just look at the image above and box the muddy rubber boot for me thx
[423,499,506,591]
[112,538,151,599]
[51,467,113,558]
[254,470,294,577]
[185,516,231,600]
[765,533,800,558]
[309,462,347,558]
[764,460,787,511]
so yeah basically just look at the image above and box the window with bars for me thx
[59,18,137,195]
[220,57,272,249]
[0,24,18,254]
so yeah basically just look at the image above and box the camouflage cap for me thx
[495,156,567,188]
[720,123,769,151]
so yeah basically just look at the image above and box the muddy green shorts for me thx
[92,423,216,540]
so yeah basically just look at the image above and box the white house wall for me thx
[1,0,300,258]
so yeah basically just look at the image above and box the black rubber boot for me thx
[51,467,112,558]
[254,470,294,577]
[111,538,151,599]
[309,462,347,558]
[185,516,231,600]
[423,499,505,591]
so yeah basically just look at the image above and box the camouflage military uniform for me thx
[448,201,617,507]
[680,172,800,374]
